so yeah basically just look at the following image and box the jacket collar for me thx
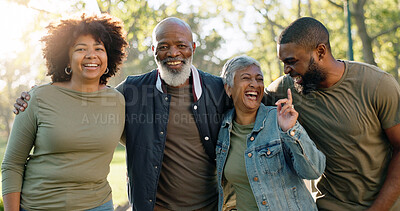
[221,104,272,132]
[156,65,202,102]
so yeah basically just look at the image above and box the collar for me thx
[156,65,202,101]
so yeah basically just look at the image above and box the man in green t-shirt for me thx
[265,17,400,211]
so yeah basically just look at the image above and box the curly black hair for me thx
[41,13,128,84]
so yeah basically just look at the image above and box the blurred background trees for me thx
[0,0,399,145]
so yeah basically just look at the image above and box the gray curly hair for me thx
[221,55,262,87]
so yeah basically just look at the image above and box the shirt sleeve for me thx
[115,79,126,95]
[1,89,38,196]
[263,76,289,106]
[280,122,326,180]
[374,73,400,129]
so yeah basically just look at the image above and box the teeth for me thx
[167,61,181,65]
[84,64,99,67]
[246,95,257,100]
[245,91,258,96]
[245,91,258,100]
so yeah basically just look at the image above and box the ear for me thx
[192,42,196,53]
[224,84,232,98]
[316,43,327,60]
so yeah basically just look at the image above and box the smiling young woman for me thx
[1,13,128,211]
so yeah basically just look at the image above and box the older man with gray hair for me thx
[116,17,231,210]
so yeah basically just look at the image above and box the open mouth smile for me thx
[245,91,258,100]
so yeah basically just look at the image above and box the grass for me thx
[108,144,129,207]
[0,138,129,208]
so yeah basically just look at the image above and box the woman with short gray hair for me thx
[216,55,325,210]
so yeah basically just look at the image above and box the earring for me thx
[104,68,109,75]
[64,67,72,75]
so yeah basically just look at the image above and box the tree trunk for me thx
[267,22,282,76]
[298,0,301,18]
[395,42,400,83]
[308,0,314,17]
[352,0,377,66]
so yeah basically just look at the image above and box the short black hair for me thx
[278,17,330,51]
[41,13,128,84]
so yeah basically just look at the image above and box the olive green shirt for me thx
[265,61,400,210]
[224,121,258,211]
[156,85,218,210]
[1,84,125,210]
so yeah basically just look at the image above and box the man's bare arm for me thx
[368,124,400,211]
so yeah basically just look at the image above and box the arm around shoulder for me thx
[115,78,126,95]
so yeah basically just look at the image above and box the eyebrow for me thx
[240,73,263,77]
[282,57,296,63]
[157,40,188,45]
[73,42,103,48]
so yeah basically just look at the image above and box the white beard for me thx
[157,57,192,87]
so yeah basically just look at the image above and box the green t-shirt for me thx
[224,120,258,211]
[1,84,125,210]
[265,61,400,210]
[155,85,218,210]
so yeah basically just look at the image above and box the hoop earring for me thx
[64,67,72,75]
[104,68,109,75]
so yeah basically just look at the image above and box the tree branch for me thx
[254,7,284,29]
[9,0,51,14]
[326,0,343,9]
[372,24,400,41]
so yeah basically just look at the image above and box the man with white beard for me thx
[115,17,230,210]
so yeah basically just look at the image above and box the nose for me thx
[85,48,96,59]
[249,78,257,87]
[166,46,180,57]
[283,64,292,75]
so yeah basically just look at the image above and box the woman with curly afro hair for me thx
[2,13,128,210]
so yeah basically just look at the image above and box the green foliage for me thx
[0,197,3,211]
[0,136,6,210]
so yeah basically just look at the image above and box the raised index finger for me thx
[287,88,293,105]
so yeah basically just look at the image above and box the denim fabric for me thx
[20,200,113,211]
[216,104,326,211]
[86,200,114,211]
[120,69,231,210]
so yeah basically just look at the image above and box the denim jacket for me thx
[216,104,326,211]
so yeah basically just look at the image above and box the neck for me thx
[167,78,190,88]
[234,110,257,125]
[60,80,105,92]
[319,59,345,88]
